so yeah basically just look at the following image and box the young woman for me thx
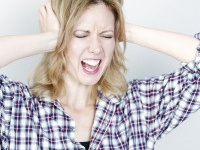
[0,0,199,149]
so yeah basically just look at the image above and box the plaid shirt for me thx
[0,35,200,150]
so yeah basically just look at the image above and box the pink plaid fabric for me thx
[0,34,200,150]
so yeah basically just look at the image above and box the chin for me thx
[79,76,101,86]
[81,80,99,86]
[78,71,103,86]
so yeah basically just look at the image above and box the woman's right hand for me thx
[39,1,59,34]
[0,2,59,68]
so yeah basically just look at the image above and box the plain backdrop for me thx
[0,0,200,149]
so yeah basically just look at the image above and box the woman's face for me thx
[66,3,115,86]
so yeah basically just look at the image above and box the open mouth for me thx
[81,59,101,73]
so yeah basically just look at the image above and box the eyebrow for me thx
[74,30,114,33]
[74,30,89,33]
[100,30,114,34]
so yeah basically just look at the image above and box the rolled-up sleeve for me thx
[135,33,200,141]
[0,75,15,146]
[0,75,31,148]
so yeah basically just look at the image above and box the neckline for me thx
[80,141,90,149]
[80,141,90,144]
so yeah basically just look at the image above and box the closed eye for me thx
[75,35,87,38]
[73,30,89,38]
[102,36,113,39]
[100,31,114,39]
[101,35,114,39]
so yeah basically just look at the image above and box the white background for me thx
[0,0,200,149]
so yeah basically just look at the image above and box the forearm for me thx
[0,32,57,68]
[126,23,200,62]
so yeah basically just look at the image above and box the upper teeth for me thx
[82,59,100,66]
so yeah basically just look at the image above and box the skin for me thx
[125,23,199,62]
[60,1,199,142]
[0,2,58,68]
[61,3,115,142]
[0,0,199,143]
[65,3,115,86]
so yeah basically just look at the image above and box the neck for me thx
[61,74,97,109]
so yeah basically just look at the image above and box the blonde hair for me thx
[30,0,127,100]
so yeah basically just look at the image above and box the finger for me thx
[38,11,45,24]
[45,1,54,15]
[39,5,47,18]
[38,6,47,32]
[41,0,51,6]
[45,1,51,9]
[38,14,45,32]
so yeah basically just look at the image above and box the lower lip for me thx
[82,64,101,75]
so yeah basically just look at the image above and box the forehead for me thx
[73,3,115,30]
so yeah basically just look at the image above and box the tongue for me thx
[82,63,98,72]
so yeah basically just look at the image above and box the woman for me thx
[0,0,199,149]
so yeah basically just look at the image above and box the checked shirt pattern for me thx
[0,34,200,149]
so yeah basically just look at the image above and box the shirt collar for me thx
[97,90,120,105]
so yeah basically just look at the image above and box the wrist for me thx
[42,32,58,52]
[125,23,138,43]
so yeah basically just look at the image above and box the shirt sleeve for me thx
[0,75,16,145]
[0,75,31,146]
[0,75,11,145]
[134,33,200,141]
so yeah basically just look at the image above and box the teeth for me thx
[82,59,100,66]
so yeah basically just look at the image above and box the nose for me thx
[88,36,102,55]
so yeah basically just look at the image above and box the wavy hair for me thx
[30,0,127,100]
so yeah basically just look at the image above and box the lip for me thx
[81,59,102,75]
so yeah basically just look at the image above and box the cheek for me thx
[65,46,78,69]
[104,41,115,60]
[66,40,82,59]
